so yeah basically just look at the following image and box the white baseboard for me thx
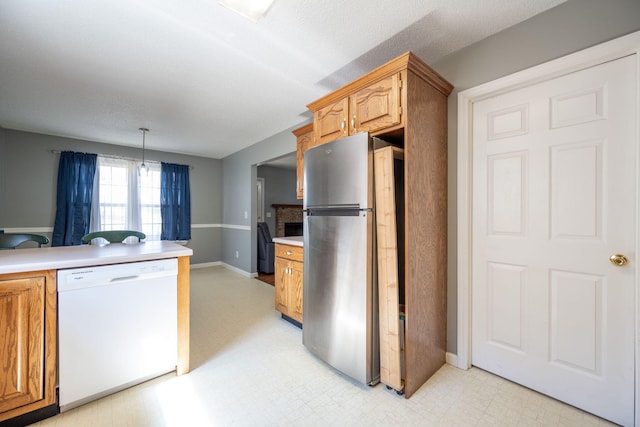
[219,262,257,278]
[190,261,222,269]
[190,261,259,279]
[446,352,471,370]
[190,261,257,278]
[446,352,464,369]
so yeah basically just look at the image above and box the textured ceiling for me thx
[0,0,565,159]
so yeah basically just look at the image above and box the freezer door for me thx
[304,132,371,209]
[303,211,379,385]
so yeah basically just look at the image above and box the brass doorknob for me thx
[609,254,629,267]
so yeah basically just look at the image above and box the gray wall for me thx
[0,127,5,227]
[429,0,640,354]
[257,165,298,235]
[1,129,223,265]
[221,125,300,273]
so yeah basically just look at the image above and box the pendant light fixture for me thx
[139,127,150,176]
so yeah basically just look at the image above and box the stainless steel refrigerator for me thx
[302,132,380,386]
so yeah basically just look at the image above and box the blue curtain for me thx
[52,151,97,246]
[161,162,191,241]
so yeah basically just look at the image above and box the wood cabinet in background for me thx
[0,270,57,422]
[292,123,313,200]
[274,243,303,324]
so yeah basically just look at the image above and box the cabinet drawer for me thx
[275,244,303,262]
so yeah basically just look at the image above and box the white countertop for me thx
[0,241,193,275]
[272,236,304,247]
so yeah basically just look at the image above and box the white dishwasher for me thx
[57,258,178,412]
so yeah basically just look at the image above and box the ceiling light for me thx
[139,127,150,176]
[218,0,275,22]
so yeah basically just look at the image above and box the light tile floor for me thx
[30,266,616,427]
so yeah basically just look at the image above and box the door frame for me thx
[457,30,640,423]
[256,177,265,223]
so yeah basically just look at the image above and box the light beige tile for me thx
[30,266,618,427]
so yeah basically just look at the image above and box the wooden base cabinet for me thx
[274,243,303,324]
[0,270,57,422]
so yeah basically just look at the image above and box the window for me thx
[94,157,161,240]
[98,159,128,230]
[139,166,162,240]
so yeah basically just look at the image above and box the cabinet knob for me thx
[341,119,347,133]
[286,251,293,255]
[351,115,357,132]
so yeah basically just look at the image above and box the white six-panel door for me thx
[471,55,636,426]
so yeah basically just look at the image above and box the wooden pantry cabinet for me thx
[302,51,453,398]
[274,243,304,324]
[0,270,57,422]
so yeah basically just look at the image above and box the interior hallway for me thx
[29,266,616,426]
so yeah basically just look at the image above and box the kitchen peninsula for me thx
[0,241,192,424]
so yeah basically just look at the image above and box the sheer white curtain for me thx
[127,160,142,232]
[90,164,101,232]
[90,157,147,241]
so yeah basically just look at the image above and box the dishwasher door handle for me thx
[110,275,140,282]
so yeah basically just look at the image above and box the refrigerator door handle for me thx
[306,208,365,217]
[305,203,360,210]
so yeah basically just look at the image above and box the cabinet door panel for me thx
[294,123,314,200]
[296,131,310,199]
[290,261,304,323]
[314,98,349,145]
[350,74,401,134]
[274,257,290,314]
[0,277,44,413]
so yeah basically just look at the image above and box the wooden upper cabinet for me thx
[293,123,314,200]
[314,98,349,145]
[313,74,402,145]
[349,73,402,135]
